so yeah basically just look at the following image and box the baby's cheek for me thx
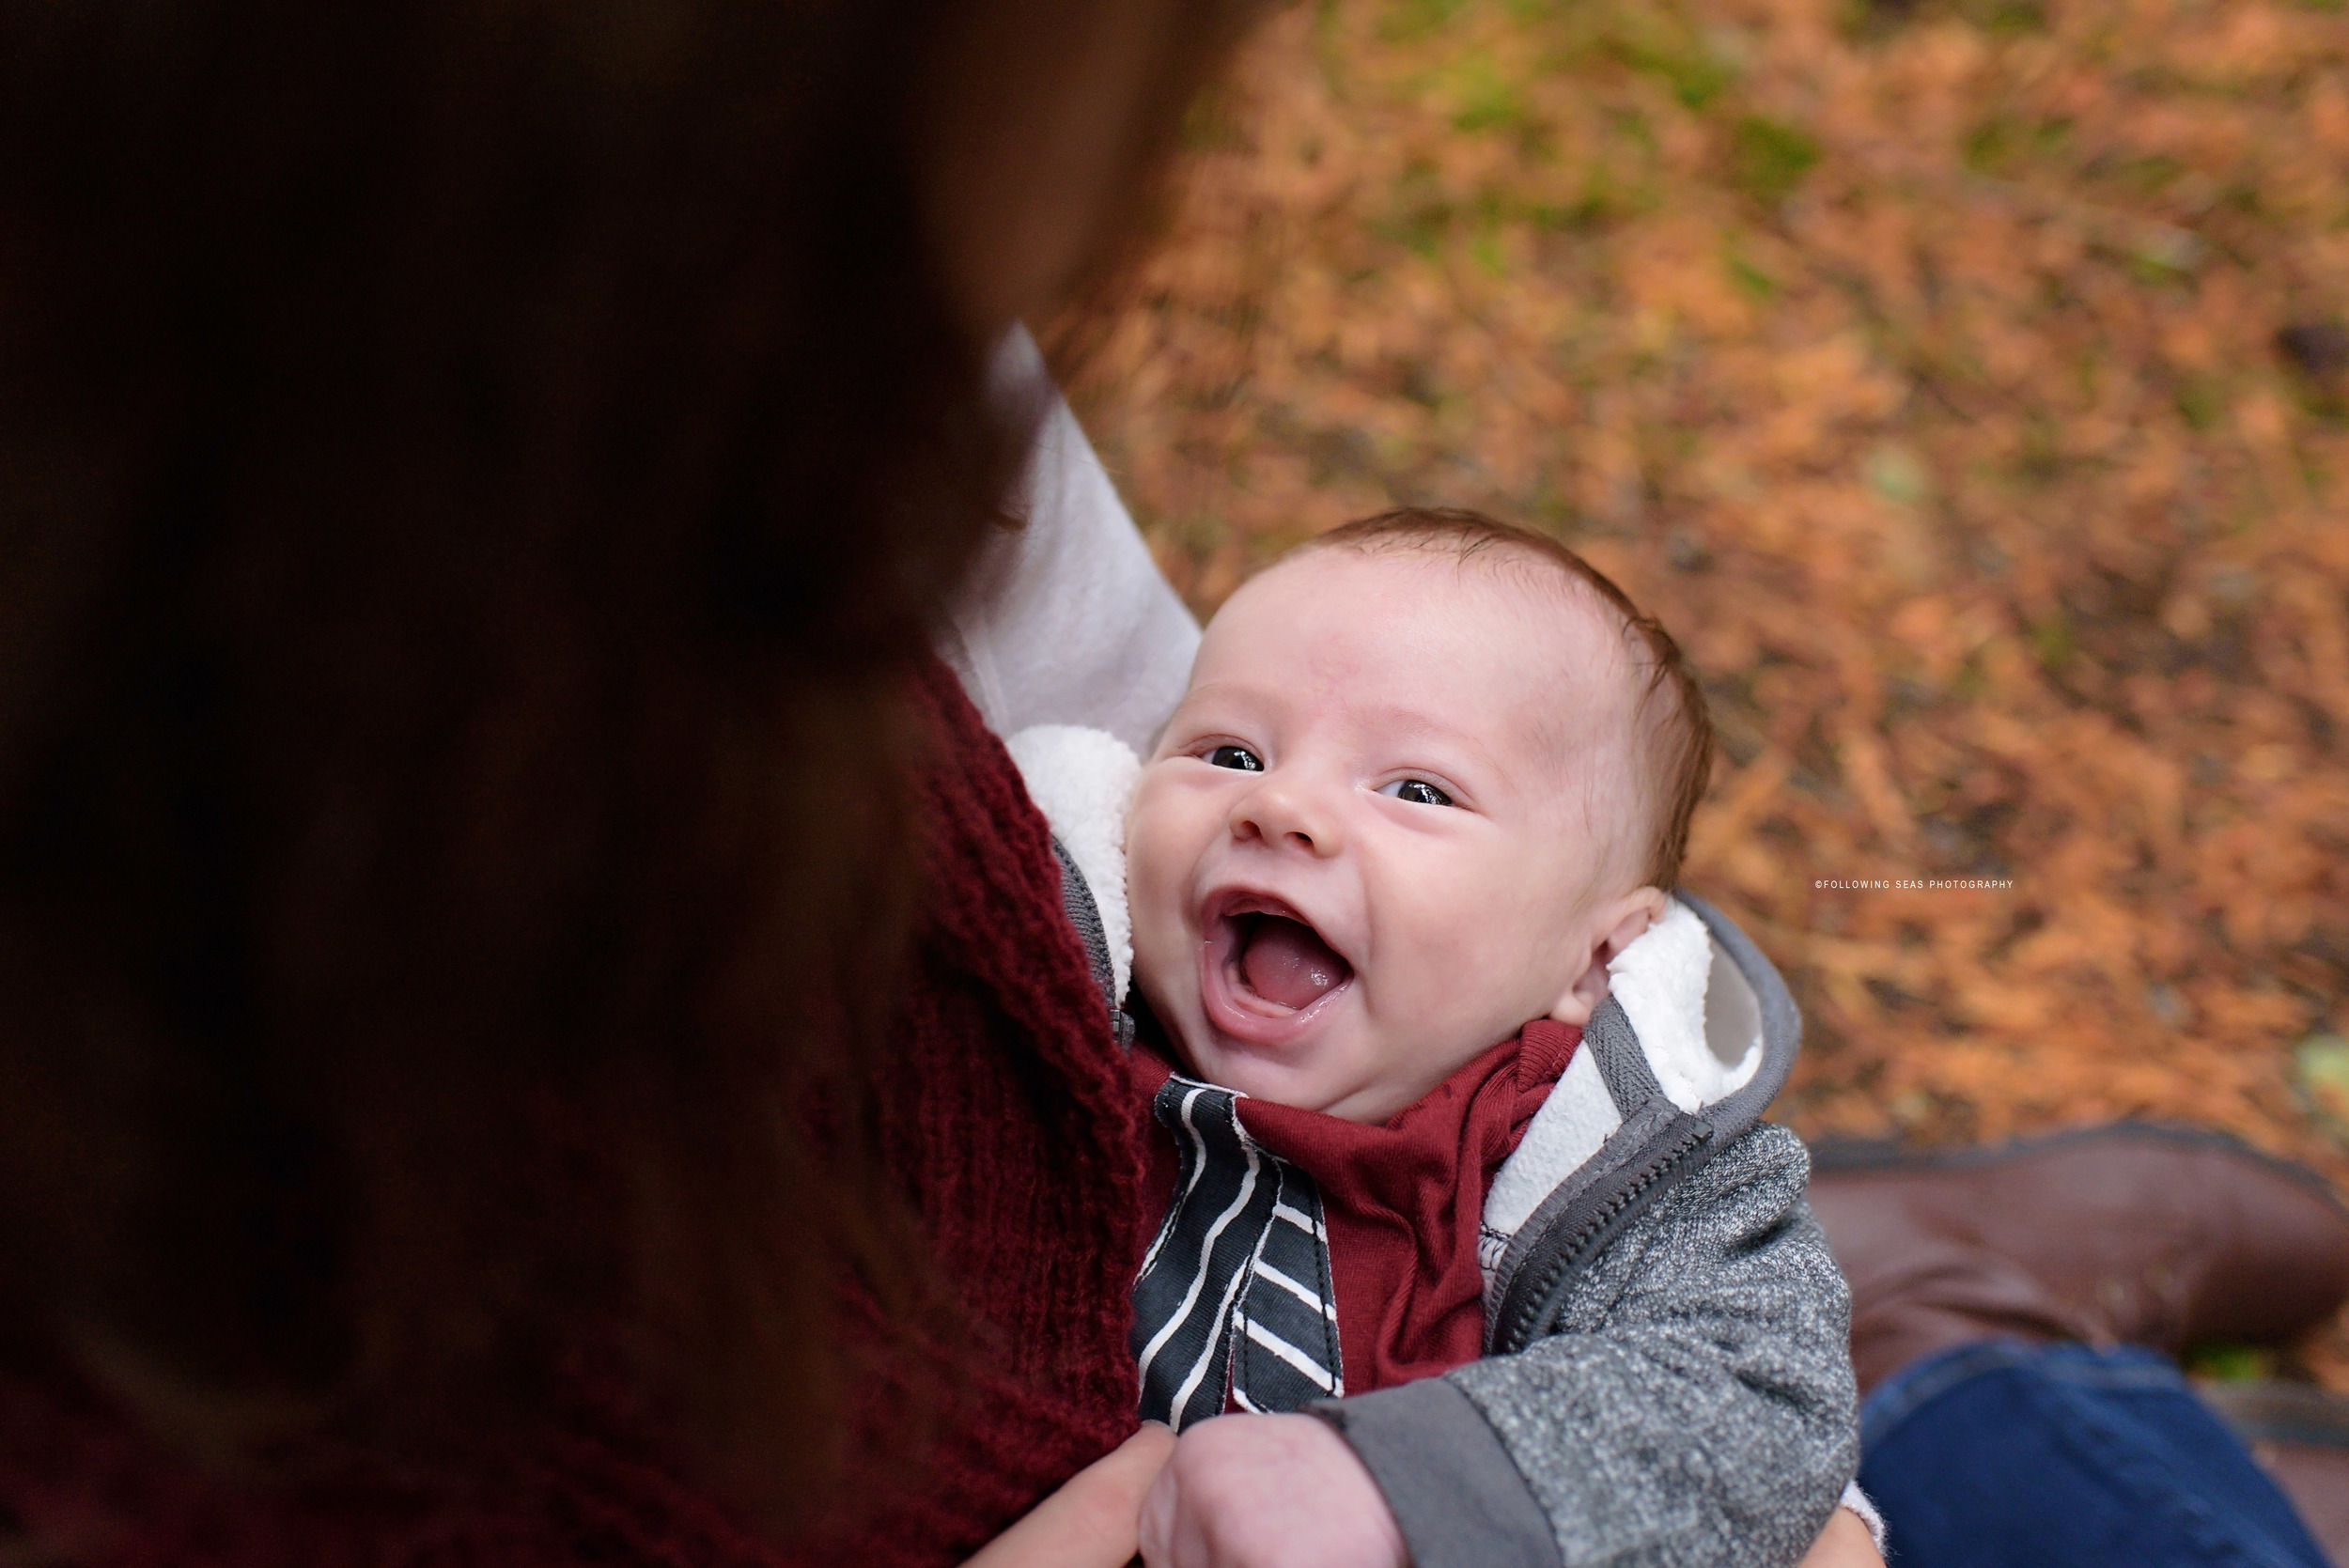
[1384,895,1499,1017]
[1124,786,1196,982]
[1408,876,1570,1035]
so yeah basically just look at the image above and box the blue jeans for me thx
[1859,1341,2330,1568]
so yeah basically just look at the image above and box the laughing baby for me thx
[1009,507,1861,1568]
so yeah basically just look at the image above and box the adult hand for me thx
[964,1423,1176,1568]
[1138,1412,1409,1568]
[1797,1506,1885,1568]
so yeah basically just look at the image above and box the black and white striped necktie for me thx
[1131,1075,1345,1430]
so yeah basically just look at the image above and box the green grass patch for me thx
[1470,226,1509,275]
[1964,116,2071,177]
[1378,0,1476,43]
[2030,612,2074,673]
[1728,253,1779,298]
[2186,1343,2277,1382]
[2298,1034,2349,1136]
[1448,54,1531,132]
[2127,225,2207,284]
[1612,105,1659,151]
[1377,209,1452,257]
[1974,0,2049,33]
[1532,173,1654,230]
[1731,116,1821,206]
[1613,37,1735,108]
[1374,161,1453,257]
[2175,376,2224,430]
[1865,442,1932,505]
[2016,415,2064,482]
[2119,152,2186,194]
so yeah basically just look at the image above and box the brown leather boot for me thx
[1807,1124,2349,1395]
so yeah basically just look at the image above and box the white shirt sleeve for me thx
[935,326,1201,757]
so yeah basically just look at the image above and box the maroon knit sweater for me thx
[0,660,1152,1567]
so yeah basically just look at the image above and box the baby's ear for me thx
[1548,887,1670,1027]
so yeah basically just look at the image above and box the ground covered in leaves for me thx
[1052,0,2349,1374]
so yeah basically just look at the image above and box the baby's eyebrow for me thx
[1160,680,1273,730]
[1171,678,1260,708]
[1151,679,1280,753]
[1340,702,1508,774]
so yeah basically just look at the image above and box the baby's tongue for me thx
[1240,916,1346,1010]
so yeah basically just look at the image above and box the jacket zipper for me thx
[1496,1115,1715,1354]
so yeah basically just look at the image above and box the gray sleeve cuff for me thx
[1311,1379,1562,1568]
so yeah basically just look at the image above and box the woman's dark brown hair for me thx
[0,0,1258,1516]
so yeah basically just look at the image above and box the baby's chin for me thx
[1150,992,1336,1112]
[1175,1023,1416,1125]
[1203,1005,1551,1123]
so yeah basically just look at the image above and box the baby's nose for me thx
[1230,781,1343,856]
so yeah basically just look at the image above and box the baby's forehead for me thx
[1210,543,1644,763]
[1244,542,1634,680]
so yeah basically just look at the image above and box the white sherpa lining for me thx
[1482,1045,1622,1249]
[1610,898,1764,1115]
[1006,724,1141,1001]
[1480,898,1766,1292]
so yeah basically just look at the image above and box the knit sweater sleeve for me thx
[1315,1125,1859,1568]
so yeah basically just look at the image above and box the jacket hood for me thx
[1479,891,1800,1295]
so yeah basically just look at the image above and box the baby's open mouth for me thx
[1223,909,1352,1012]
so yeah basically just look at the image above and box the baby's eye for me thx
[1380,778,1455,807]
[1206,744,1264,772]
